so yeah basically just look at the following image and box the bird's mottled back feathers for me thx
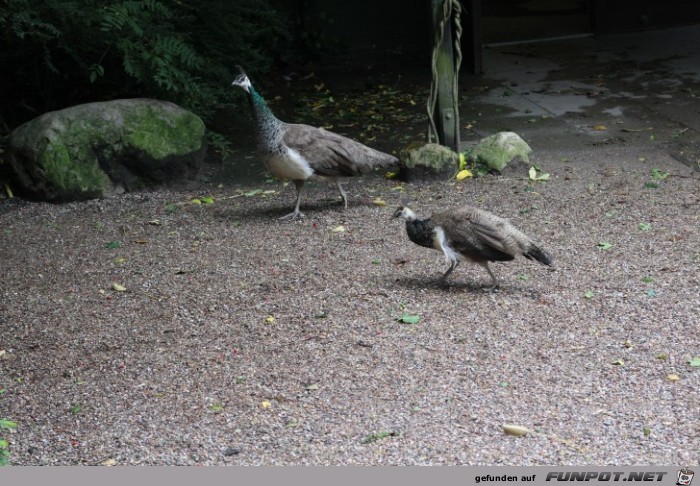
[432,206,551,264]
[282,123,397,177]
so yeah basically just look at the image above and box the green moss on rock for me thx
[8,99,206,202]
[123,104,205,159]
[466,132,532,171]
[400,142,460,171]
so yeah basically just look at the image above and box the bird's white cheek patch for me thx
[434,227,460,265]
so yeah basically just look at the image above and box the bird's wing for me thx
[282,124,397,177]
[432,208,516,261]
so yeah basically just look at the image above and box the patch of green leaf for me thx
[641,276,654,283]
[0,419,17,431]
[597,242,613,250]
[528,165,550,182]
[689,357,700,367]
[371,259,381,265]
[583,290,594,299]
[644,182,659,189]
[646,289,657,297]
[69,404,82,414]
[165,204,179,214]
[0,439,10,466]
[208,403,224,413]
[638,223,652,231]
[360,430,399,444]
[651,168,669,180]
[643,426,651,437]
[397,313,421,325]
[105,240,121,249]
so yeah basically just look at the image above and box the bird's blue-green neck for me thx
[247,85,282,146]
[249,86,279,123]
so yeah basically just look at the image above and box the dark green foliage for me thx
[0,0,294,129]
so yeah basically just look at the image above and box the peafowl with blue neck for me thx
[232,67,399,220]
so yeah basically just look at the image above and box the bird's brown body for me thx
[233,68,397,220]
[394,205,553,287]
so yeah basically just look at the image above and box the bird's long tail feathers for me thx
[523,244,553,266]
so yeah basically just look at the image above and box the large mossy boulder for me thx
[7,99,206,202]
[398,142,459,181]
[467,131,532,172]
[401,142,459,171]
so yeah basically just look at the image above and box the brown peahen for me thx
[393,204,553,288]
[232,67,398,220]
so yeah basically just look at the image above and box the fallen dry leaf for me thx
[503,424,530,437]
[456,169,473,181]
[111,283,127,292]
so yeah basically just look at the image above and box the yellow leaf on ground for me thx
[667,373,681,382]
[593,125,607,131]
[373,198,386,206]
[503,424,530,437]
[331,225,345,233]
[112,283,127,292]
[265,316,275,324]
[385,172,397,179]
[261,400,272,409]
[456,169,473,181]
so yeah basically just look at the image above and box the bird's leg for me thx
[279,180,305,220]
[480,262,499,289]
[438,260,458,286]
[334,179,348,209]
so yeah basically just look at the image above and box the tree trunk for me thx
[431,0,460,152]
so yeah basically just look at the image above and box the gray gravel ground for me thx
[1,144,698,465]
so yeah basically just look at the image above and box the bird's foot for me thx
[279,210,304,221]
